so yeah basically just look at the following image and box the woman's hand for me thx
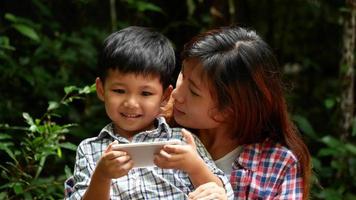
[154,129,202,174]
[188,182,227,200]
[95,141,134,180]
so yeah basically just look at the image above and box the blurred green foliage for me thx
[0,0,355,199]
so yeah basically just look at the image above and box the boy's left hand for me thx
[154,129,202,174]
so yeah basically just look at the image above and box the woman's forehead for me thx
[183,59,216,93]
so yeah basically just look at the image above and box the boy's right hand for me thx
[95,141,134,180]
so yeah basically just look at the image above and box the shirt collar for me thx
[94,116,172,142]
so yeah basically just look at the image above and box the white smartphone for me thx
[111,140,181,168]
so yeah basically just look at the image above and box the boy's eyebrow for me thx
[111,82,126,86]
[140,85,157,90]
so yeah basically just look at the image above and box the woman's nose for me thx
[172,73,184,103]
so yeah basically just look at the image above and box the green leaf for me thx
[324,98,335,109]
[0,192,8,199]
[64,165,73,177]
[321,136,342,148]
[60,142,77,151]
[0,182,13,190]
[345,143,356,155]
[186,0,196,18]
[136,1,162,13]
[79,84,96,94]
[64,85,78,94]
[48,101,60,111]
[29,124,38,132]
[0,134,11,140]
[12,24,40,42]
[4,13,17,23]
[0,36,15,51]
[0,143,18,163]
[22,112,34,126]
[57,147,62,158]
[13,183,23,194]
[292,115,318,139]
[311,157,321,170]
[318,148,339,157]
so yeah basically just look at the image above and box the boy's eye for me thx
[113,89,125,94]
[141,91,153,96]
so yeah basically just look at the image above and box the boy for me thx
[66,26,232,199]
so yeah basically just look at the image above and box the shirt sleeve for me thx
[275,161,303,200]
[65,142,93,200]
[192,135,234,200]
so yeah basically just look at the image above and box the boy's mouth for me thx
[121,113,142,118]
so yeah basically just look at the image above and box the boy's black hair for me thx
[98,26,175,89]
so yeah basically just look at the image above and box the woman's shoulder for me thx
[235,138,298,172]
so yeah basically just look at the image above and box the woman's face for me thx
[172,59,223,129]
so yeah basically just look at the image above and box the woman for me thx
[169,26,311,200]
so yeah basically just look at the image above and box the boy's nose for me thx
[123,97,139,108]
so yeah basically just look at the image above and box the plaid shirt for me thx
[65,117,233,200]
[230,139,303,200]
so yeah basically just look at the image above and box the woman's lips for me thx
[173,107,185,115]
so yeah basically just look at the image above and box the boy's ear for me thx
[160,85,173,107]
[95,77,105,101]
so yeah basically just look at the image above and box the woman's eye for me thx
[113,89,125,94]
[142,91,153,96]
[189,88,199,96]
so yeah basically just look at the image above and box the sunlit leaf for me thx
[48,101,60,111]
[57,147,62,158]
[22,113,34,126]
[12,24,40,42]
[64,86,78,94]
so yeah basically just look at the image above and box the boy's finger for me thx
[114,155,131,163]
[182,129,196,147]
[163,144,185,154]
[105,140,118,153]
[106,150,127,160]
[158,149,172,159]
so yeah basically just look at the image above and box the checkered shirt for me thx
[65,117,233,200]
[230,139,303,200]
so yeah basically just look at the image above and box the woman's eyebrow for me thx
[188,78,201,90]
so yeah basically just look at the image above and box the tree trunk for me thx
[340,0,356,141]
[110,0,117,31]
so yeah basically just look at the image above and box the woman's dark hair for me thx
[182,26,311,199]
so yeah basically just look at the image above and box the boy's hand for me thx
[95,141,134,180]
[188,182,227,200]
[154,129,202,174]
